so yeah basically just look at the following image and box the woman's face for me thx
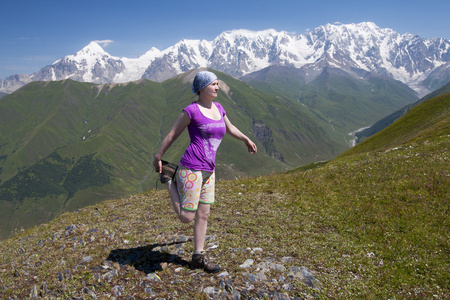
[200,80,219,100]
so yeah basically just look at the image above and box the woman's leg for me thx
[190,202,220,273]
[193,171,215,251]
[166,180,195,223]
[193,202,210,251]
[167,172,212,249]
[166,180,181,216]
[171,169,219,273]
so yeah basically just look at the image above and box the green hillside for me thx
[355,82,450,142]
[242,65,419,143]
[0,88,447,299]
[339,89,450,157]
[0,70,351,240]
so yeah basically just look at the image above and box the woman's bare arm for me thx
[224,115,257,154]
[153,111,191,172]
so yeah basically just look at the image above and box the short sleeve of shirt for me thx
[183,102,196,119]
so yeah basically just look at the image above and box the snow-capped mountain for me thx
[1,22,449,96]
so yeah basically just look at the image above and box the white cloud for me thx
[91,40,114,47]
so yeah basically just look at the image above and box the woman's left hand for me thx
[246,140,257,155]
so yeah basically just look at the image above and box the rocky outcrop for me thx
[252,121,285,162]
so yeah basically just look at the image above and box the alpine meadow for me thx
[0,79,448,299]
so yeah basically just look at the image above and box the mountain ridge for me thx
[1,22,449,96]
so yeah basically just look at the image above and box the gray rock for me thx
[112,285,124,296]
[146,273,162,283]
[80,256,93,264]
[102,269,118,280]
[300,266,321,289]
[203,286,222,297]
[82,286,97,299]
[218,271,229,277]
[239,259,254,268]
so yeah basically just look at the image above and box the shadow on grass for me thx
[107,240,190,274]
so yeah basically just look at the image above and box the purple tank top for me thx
[180,102,227,172]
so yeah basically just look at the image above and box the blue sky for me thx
[1,0,449,79]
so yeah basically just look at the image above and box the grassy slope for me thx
[340,91,450,157]
[0,87,448,299]
[355,82,450,142]
[0,80,169,240]
[1,71,345,240]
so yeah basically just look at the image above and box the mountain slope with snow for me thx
[1,22,449,96]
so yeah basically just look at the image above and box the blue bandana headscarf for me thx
[192,71,218,94]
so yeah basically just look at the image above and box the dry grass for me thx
[0,137,448,299]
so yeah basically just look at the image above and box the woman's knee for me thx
[179,215,192,223]
[196,205,210,221]
[179,210,195,223]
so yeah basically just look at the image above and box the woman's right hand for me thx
[153,156,162,173]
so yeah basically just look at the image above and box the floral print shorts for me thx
[176,166,215,211]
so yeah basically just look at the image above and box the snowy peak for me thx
[38,41,126,84]
[53,42,112,65]
[216,28,280,41]
[74,42,112,58]
[1,22,449,95]
[317,21,388,37]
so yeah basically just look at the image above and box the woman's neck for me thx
[197,97,213,109]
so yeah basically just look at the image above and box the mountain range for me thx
[1,22,449,97]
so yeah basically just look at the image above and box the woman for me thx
[153,70,257,273]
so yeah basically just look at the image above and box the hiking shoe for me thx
[191,253,221,273]
[160,160,178,183]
